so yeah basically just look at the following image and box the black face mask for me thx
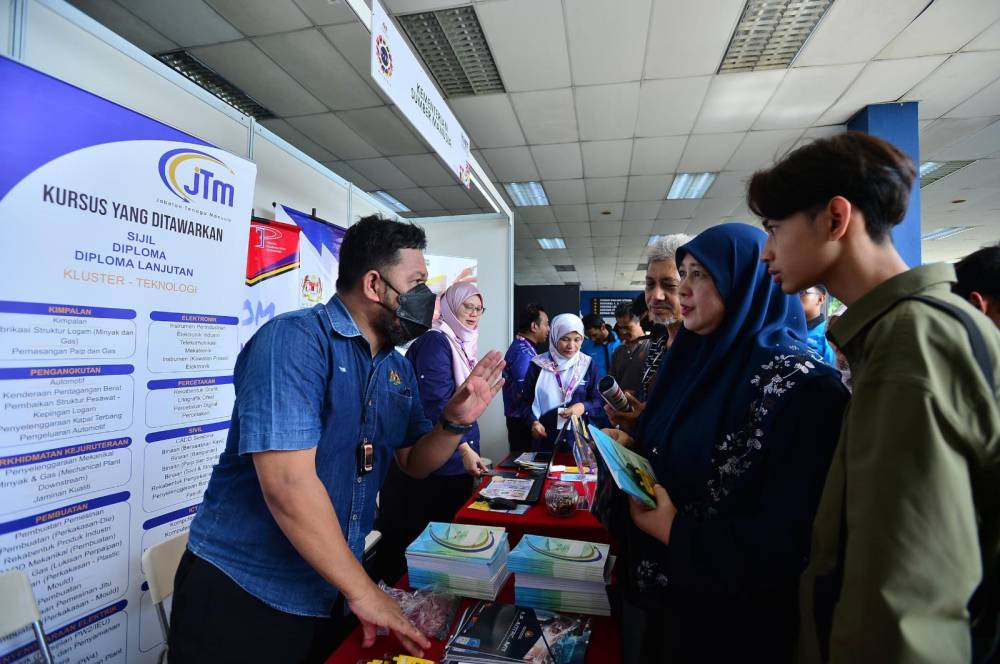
[378,275,436,343]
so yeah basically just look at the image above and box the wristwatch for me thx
[439,415,474,434]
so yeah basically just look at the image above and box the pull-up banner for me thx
[0,57,256,664]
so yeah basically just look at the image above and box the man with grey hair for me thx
[606,233,690,434]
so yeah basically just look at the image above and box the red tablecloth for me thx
[453,455,609,547]
[324,574,620,664]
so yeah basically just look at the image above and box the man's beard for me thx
[375,305,410,346]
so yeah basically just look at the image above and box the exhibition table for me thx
[324,574,620,664]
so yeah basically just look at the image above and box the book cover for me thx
[447,601,591,664]
[587,425,658,508]
[406,522,507,562]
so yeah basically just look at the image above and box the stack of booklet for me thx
[406,522,511,600]
[443,600,592,664]
[507,535,612,616]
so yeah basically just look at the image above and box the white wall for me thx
[416,216,513,463]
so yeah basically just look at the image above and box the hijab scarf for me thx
[432,281,481,387]
[530,313,592,419]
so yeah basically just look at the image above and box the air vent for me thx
[553,265,576,272]
[156,50,275,120]
[719,0,833,73]
[920,160,975,188]
[397,6,505,97]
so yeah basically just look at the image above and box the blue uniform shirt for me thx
[806,317,837,366]
[502,335,538,418]
[581,331,621,378]
[405,330,479,476]
[187,296,433,617]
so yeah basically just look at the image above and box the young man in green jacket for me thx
[747,131,1000,663]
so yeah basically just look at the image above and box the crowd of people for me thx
[167,131,1000,664]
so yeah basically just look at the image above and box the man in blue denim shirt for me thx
[169,216,505,663]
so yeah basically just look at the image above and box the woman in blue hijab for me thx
[620,224,849,662]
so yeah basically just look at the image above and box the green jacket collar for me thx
[829,263,957,350]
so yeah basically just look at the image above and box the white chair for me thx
[142,532,189,663]
[0,569,54,664]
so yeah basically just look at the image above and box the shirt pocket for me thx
[379,388,413,448]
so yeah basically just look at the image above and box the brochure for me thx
[587,425,658,508]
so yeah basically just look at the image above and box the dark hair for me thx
[954,244,1000,300]
[614,302,638,320]
[336,215,427,291]
[517,303,547,333]
[747,131,916,243]
[582,313,606,330]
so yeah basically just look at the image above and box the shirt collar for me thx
[829,263,957,350]
[322,294,362,338]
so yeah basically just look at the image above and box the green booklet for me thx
[508,535,610,583]
[406,522,507,562]
[588,424,658,508]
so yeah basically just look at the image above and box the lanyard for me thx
[552,364,581,404]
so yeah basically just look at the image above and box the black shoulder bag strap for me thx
[820,294,998,663]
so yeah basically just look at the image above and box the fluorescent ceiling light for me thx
[156,50,275,120]
[919,161,943,177]
[921,226,973,241]
[919,160,975,188]
[719,0,834,73]
[504,181,549,206]
[537,238,566,250]
[371,191,410,213]
[667,173,717,200]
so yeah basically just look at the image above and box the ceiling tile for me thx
[320,23,375,81]
[390,154,458,187]
[901,51,1000,119]
[68,0,178,52]
[287,113,380,159]
[644,0,744,78]
[585,177,628,203]
[754,64,865,130]
[658,200,700,219]
[630,136,686,175]
[652,218,693,233]
[591,221,624,237]
[695,197,742,221]
[517,207,557,223]
[292,0,359,26]
[387,188,442,211]
[626,175,672,201]
[621,220,654,237]
[817,56,948,124]
[945,79,1000,119]
[581,140,633,178]
[795,0,929,66]
[623,201,662,220]
[694,70,786,133]
[449,94,526,148]
[254,29,381,110]
[527,223,561,237]
[635,76,712,137]
[480,146,540,181]
[338,107,427,156]
[424,185,476,210]
[206,0,311,35]
[575,83,641,140]
[564,0,652,85]
[589,203,625,220]
[117,0,242,46]
[921,117,1000,155]
[565,236,594,248]
[706,171,752,199]
[677,133,743,173]
[560,223,593,237]
[552,204,590,223]
[544,180,587,205]
[726,130,802,171]
[531,143,584,180]
[345,157,416,189]
[878,0,1000,59]
[475,0,571,92]
[510,89,579,144]
[593,246,619,257]
[792,125,846,150]
[189,40,327,116]
[321,160,376,190]
[930,118,1000,160]
[965,18,1000,51]
[260,118,336,161]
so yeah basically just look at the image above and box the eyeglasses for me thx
[799,288,821,296]
[460,303,486,315]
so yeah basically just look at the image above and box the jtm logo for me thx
[158,148,236,207]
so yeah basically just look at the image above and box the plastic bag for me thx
[376,581,460,641]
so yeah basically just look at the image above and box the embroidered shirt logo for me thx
[388,369,402,386]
